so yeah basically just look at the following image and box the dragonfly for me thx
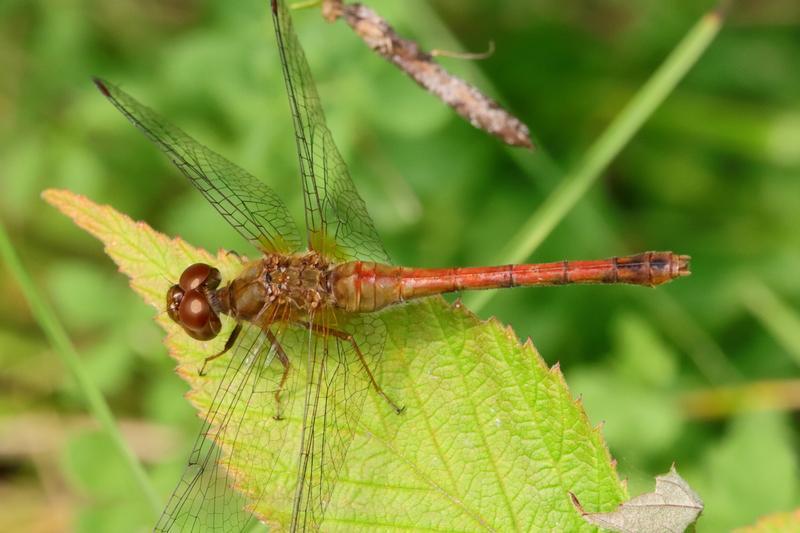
[94,0,690,530]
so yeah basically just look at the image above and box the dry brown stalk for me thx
[319,0,533,148]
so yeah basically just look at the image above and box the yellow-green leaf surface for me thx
[43,188,626,531]
[736,509,800,533]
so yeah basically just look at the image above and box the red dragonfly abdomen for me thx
[330,251,690,313]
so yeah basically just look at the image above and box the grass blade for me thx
[0,220,161,517]
[741,279,800,368]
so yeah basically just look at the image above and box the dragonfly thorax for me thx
[219,252,334,326]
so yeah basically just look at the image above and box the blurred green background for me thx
[1,0,799,531]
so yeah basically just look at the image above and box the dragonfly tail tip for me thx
[677,254,691,277]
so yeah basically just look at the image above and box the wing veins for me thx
[270,0,389,263]
[157,322,301,532]
[95,79,302,254]
[272,10,324,239]
[157,327,263,531]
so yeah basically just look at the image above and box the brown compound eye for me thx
[179,263,221,291]
[178,289,221,341]
[166,284,184,323]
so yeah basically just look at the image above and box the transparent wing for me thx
[155,322,302,532]
[94,78,302,255]
[290,312,390,531]
[155,313,391,532]
[270,0,390,263]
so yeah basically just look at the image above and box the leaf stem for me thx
[465,6,725,312]
[0,220,162,517]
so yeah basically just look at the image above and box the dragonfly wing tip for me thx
[93,77,110,97]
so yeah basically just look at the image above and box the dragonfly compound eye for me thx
[179,263,222,291]
[178,289,222,341]
[166,284,184,323]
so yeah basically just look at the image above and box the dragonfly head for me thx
[167,263,223,341]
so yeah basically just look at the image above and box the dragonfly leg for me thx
[265,329,291,421]
[199,322,243,376]
[298,321,405,415]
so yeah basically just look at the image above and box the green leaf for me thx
[44,188,626,531]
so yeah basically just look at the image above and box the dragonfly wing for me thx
[290,312,389,531]
[155,323,303,532]
[271,0,390,263]
[95,78,302,255]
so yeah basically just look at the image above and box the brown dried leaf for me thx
[571,465,703,533]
